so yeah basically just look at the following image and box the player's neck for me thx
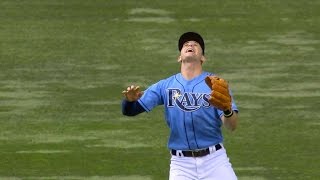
[180,61,203,80]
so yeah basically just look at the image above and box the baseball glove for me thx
[205,76,232,111]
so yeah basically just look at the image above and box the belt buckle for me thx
[191,150,199,157]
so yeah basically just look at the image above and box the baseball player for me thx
[122,32,239,180]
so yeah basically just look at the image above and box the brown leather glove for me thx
[205,76,232,111]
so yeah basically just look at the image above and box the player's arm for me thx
[221,110,238,131]
[122,100,145,116]
[121,85,145,116]
[205,76,239,132]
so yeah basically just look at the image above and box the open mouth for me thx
[186,48,194,53]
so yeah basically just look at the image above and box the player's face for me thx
[179,41,204,62]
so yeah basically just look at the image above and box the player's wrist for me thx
[223,109,233,118]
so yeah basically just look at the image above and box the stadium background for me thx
[0,0,319,179]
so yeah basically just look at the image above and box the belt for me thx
[171,144,222,157]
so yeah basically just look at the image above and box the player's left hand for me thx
[205,76,232,111]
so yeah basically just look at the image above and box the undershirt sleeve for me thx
[121,100,146,116]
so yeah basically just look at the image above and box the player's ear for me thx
[177,56,182,62]
[200,55,206,64]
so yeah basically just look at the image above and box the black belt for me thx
[171,144,222,157]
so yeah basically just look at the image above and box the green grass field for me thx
[1,0,319,179]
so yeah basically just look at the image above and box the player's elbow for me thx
[122,110,137,116]
[224,122,237,131]
[121,100,146,116]
[228,125,237,132]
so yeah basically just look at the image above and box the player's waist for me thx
[170,143,223,157]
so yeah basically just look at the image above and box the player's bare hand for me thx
[122,85,143,102]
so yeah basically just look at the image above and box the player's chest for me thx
[164,86,211,112]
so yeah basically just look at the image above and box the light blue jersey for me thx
[138,71,238,150]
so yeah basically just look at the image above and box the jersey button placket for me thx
[184,86,198,150]
[185,110,197,149]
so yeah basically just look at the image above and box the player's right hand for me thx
[122,85,143,102]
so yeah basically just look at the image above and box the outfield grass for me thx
[0,0,319,179]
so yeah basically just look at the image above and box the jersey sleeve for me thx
[138,80,165,112]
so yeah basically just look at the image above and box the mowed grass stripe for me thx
[0,175,268,180]
[16,150,71,154]
[238,176,267,180]
[0,176,151,180]
[127,7,175,23]
[0,130,145,143]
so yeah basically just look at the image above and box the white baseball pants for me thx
[169,145,237,180]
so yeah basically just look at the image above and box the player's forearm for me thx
[122,100,146,116]
[222,111,238,131]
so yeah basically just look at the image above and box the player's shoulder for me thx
[160,73,180,82]
[151,73,179,89]
[203,71,215,76]
[149,74,178,88]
